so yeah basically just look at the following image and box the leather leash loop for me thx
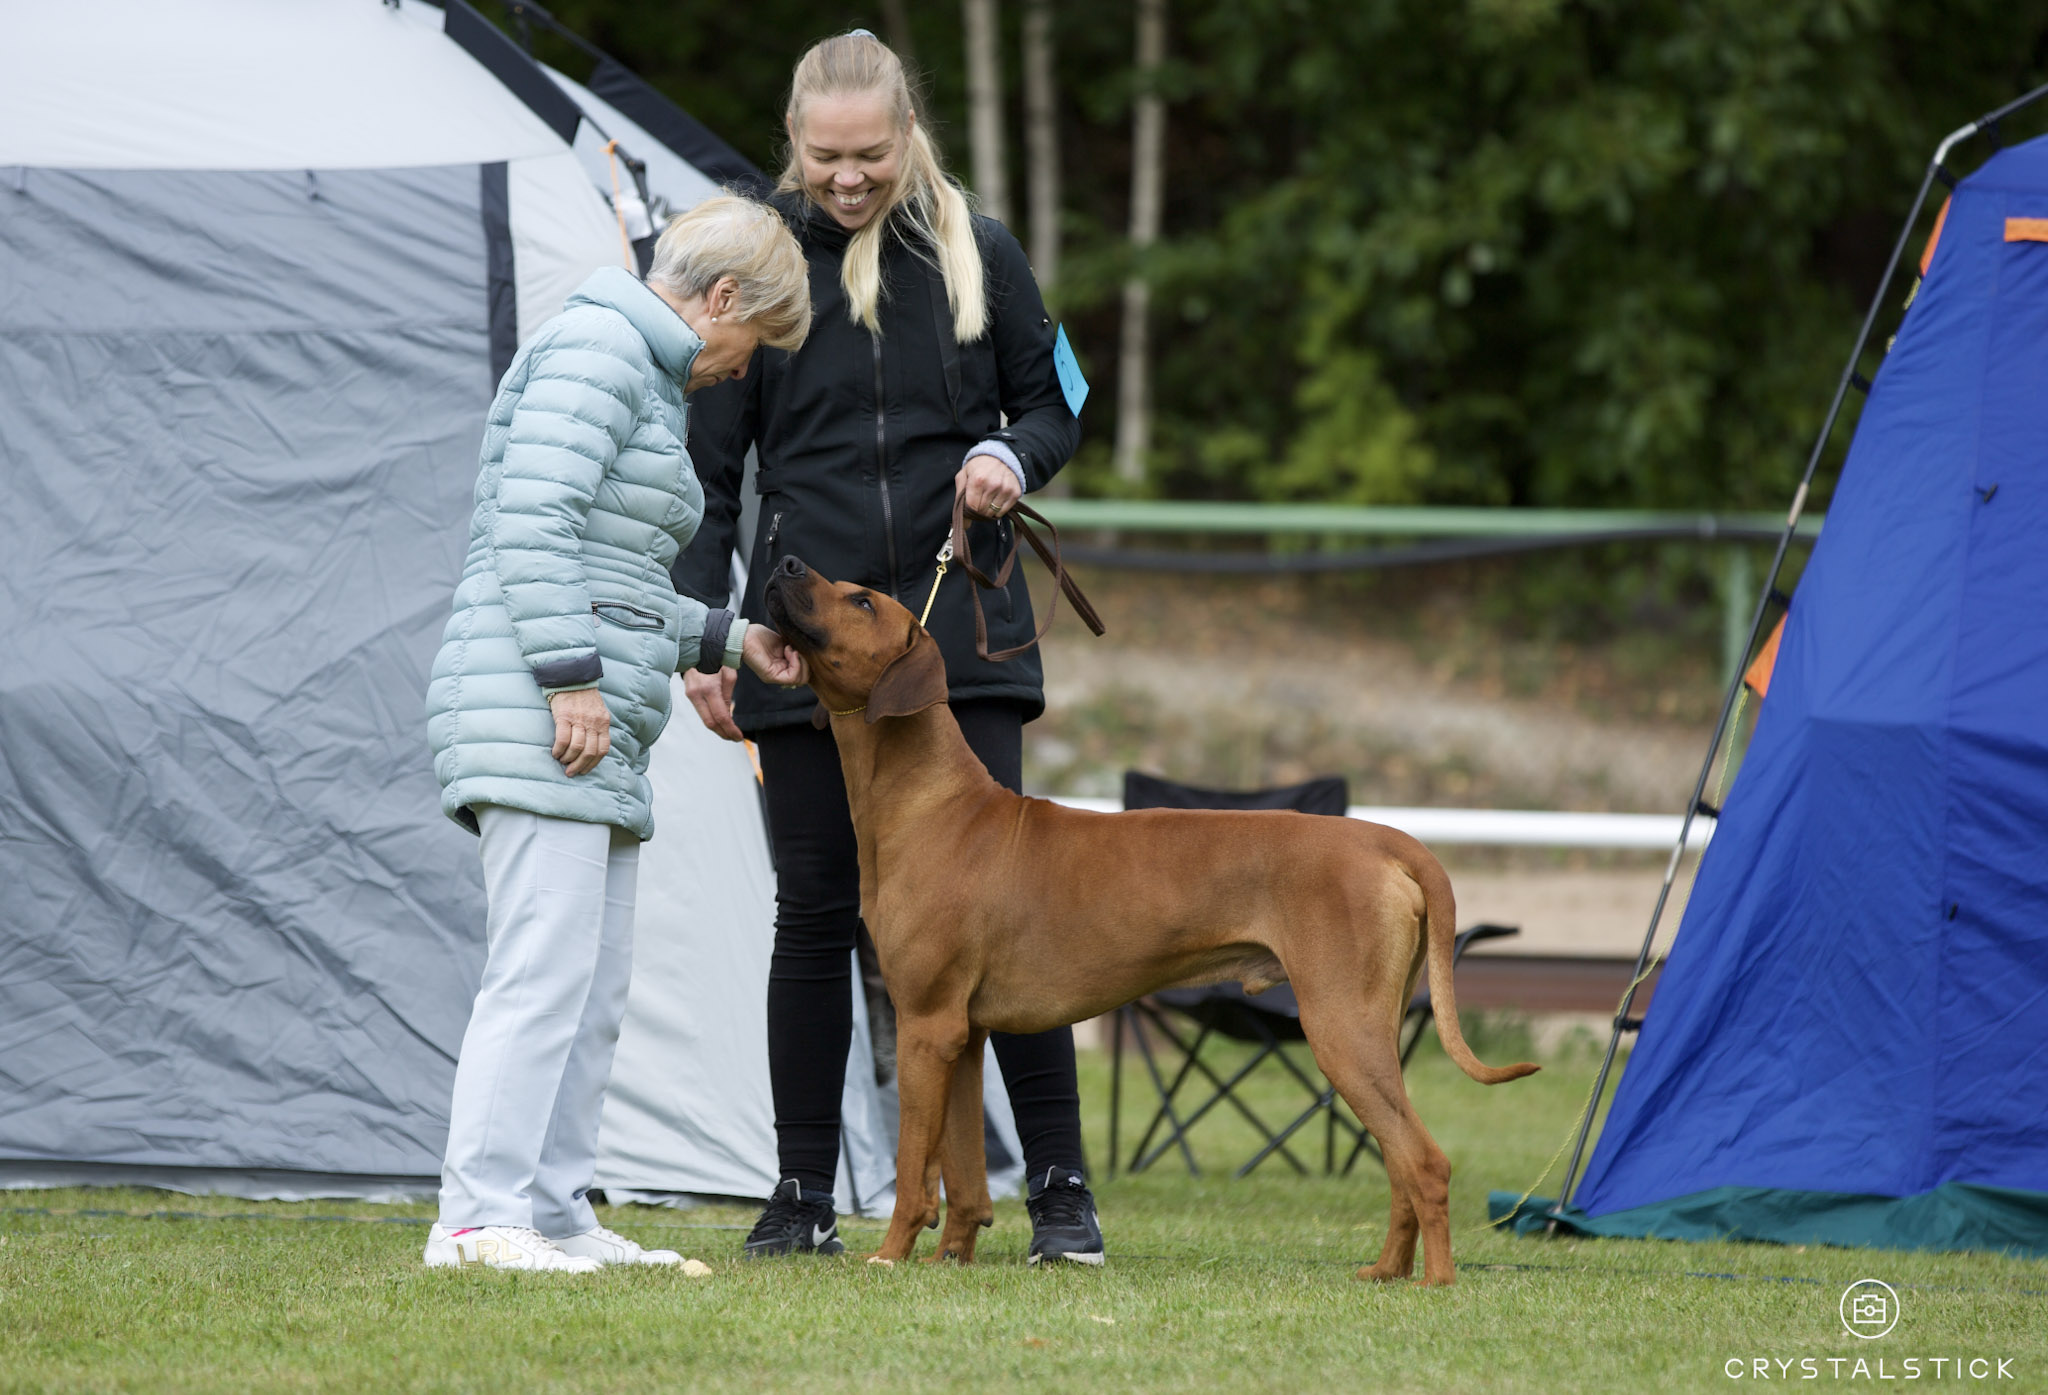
[947,493,1107,662]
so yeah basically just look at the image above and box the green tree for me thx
[506,0,2048,511]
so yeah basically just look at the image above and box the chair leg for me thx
[1343,1128,1385,1176]
[1127,1006,1211,1171]
[1144,1014,1317,1177]
[1238,1040,1368,1178]
[1109,1006,1125,1180]
[1133,1037,1285,1173]
[1237,1086,1344,1179]
[1127,1007,1203,1176]
[1398,1003,1435,1067]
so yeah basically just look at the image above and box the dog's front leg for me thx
[930,1027,991,1263]
[872,1016,969,1263]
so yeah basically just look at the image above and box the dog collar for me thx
[830,704,866,717]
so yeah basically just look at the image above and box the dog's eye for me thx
[852,595,874,612]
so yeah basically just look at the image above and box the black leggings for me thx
[755,700,1083,1192]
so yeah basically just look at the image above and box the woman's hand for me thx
[684,668,742,742]
[742,624,808,687]
[956,454,1023,519]
[548,687,612,776]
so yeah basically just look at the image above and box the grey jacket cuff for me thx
[534,650,603,691]
[965,439,1028,492]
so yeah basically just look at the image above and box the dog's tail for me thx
[1409,848,1540,1086]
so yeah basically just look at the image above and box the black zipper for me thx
[871,332,900,598]
[592,601,666,631]
[765,509,784,556]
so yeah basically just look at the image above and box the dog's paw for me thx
[866,1255,896,1268]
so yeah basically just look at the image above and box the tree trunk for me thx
[963,0,1011,225]
[878,0,915,63]
[1113,0,1166,484]
[1022,0,1060,289]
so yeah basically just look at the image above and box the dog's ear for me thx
[866,627,948,724]
[811,702,831,730]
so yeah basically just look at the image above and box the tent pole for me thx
[1546,86,2048,1227]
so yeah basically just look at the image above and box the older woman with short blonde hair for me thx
[421,194,811,1273]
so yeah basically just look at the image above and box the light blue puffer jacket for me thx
[425,267,746,840]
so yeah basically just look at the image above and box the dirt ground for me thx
[1021,566,1724,961]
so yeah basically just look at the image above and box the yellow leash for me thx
[918,539,953,628]
[1481,696,1754,1234]
[1476,952,1667,1235]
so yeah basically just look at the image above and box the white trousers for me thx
[438,806,638,1235]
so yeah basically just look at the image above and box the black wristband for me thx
[697,608,736,674]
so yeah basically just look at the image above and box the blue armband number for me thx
[1053,325,1089,418]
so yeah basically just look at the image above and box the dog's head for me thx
[763,556,948,728]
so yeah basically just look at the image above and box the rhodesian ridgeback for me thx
[763,555,1538,1286]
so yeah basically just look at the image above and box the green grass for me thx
[4,1036,2044,1393]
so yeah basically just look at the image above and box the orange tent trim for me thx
[1744,616,1786,699]
[1920,197,1952,275]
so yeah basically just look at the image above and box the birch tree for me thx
[1113,0,1165,484]
[1022,0,1060,289]
[878,0,914,62]
[963,0,1011,225]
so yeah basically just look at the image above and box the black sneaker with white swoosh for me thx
[743,1178,846,1258]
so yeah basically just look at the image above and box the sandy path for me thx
[1040,638,1713,813]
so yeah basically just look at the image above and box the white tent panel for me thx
[597,684,899,1214]
[0,0,565,170]
[594,703,783,1200]
[507,151,629,343]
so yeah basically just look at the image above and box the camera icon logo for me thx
[1840,1279,1900,1339]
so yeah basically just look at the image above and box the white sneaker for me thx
[423,1223,602,1273]
[551,1224,686,1267]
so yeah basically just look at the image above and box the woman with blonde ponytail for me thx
[676,31,1099,1266]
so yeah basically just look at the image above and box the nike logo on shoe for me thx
[810,1223,836,1247]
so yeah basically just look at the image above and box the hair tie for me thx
[847,27,876,39]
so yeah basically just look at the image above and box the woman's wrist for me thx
[965,439,1027,492]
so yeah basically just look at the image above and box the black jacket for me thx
[674,194,1080,734]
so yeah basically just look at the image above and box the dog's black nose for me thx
[776,556,807,580]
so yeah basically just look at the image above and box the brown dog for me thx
[763,555,1537,1285]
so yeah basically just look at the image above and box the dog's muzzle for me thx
[763,556,824,650]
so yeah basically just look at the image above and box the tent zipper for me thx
[872,332,900,597]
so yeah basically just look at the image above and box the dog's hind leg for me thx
[930,1027,992,1263]
[873,1015,970,1263]
[1298,1006,1457,1286]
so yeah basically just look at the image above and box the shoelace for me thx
[747,1192,811,1240]
[1029,1184,1092,1230]
[582,1224,639,1253]
[495,1225,575,1256]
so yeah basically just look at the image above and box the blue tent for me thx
[1497,133,2048,1256]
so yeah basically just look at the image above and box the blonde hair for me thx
[779,32,987,343]
[647,193,812,352]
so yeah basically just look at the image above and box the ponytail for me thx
[780,32,987,343]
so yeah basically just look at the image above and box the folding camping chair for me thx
[1105,770,1519,1178]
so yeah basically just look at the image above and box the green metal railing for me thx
[1028,500,1823,684]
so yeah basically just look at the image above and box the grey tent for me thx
[0,0,1018,1212]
